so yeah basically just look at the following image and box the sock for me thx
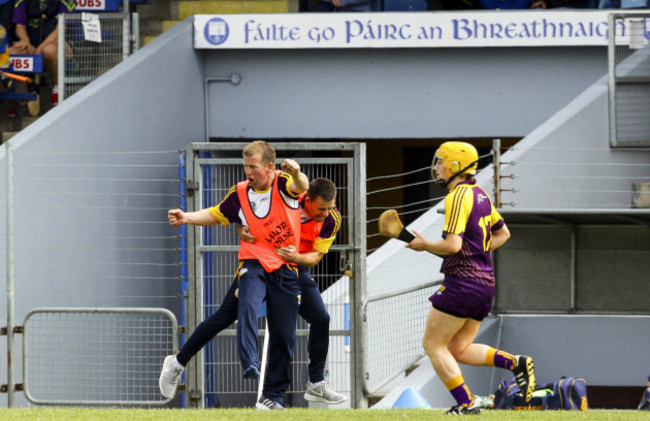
[486,348,517,371]
[445,375,472,407]
[171,355,185,369]
[309,380,324,388]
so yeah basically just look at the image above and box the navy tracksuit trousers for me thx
[176,259,331,404]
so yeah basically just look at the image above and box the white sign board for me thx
[9,56,35,72]
[194,11,650,49]
[76,0,107,11]
[82,13,102,43]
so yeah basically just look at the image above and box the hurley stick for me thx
[378,209,415,243]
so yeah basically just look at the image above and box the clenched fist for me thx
[168,209,186,226]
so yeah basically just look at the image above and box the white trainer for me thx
[303,381,348,405]
[469,394,495,409]
[159,355,184,398]
[256,397,285,410]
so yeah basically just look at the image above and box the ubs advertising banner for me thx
[194,11,650,49]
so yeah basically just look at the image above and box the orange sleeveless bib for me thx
[236,171,301,272]
[299,218,323,254]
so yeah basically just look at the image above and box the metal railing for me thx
[361,279,442,396]
[608,13,650,147]
[22,307,178,406]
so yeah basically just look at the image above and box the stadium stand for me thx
[0,54,42,132]
[383,0,428,10]
[136,0,291,46]
[0,0,295,140]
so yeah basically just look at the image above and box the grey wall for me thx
[375,315,650,409]
[204,47,606,139]
[496,225,650,313]
[497,315,650,387]
[498,76,650,210]
[0,21,205,308]
[0,20,204,407]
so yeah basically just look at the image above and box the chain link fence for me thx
[58,12,139,101]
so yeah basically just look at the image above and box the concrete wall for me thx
[204,47,606,139]
[375,315,650,409]
[0,21,204,407]
[498,75,650,209]
[495,224,650,313]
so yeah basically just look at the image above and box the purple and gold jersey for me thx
[440,180,504,285]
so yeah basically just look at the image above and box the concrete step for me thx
[177,0,288,19]
[139,18,164,37]
[162,19,181,32]
[140,0,293,45]
[144,35,158,45]
[0,116,39,142]
[136,0,175,21]
[2,131,19,143]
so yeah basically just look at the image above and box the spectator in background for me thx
[476,0,532,8]
[0,23,12,92]
[530,0,586,8]
[305,0,372,11]
[429,0,592,9]
[639,375,650,411]
[427,0,481,10]
[0,0,14,43]
[9,0,76,106]
[598,0,648,7]
[0,0,15,92]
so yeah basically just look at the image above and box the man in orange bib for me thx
[160,178,348,407]
[166,140,309,409]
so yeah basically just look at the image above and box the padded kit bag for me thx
[493,376,588,411]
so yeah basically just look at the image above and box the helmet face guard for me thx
[430,142,479,187]
[431,154,445,185]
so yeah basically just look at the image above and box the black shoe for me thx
[446,404,480,415]
[256,397,285,410]
[513,355,535,403]
[639,387,650,410]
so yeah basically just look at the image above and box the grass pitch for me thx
[0,408,646,421]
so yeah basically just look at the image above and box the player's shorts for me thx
[429,275,495,321]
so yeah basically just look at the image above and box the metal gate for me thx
[608,13,650,147]
[22,307,178,406]
[182,142,366,408]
